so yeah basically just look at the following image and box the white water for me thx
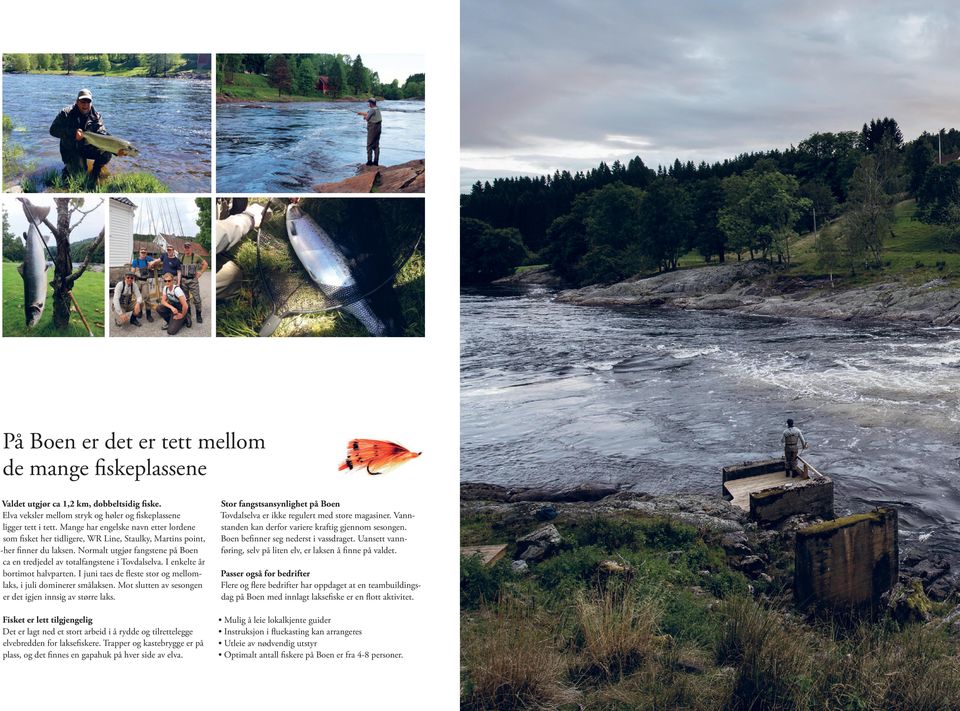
[461,286,960,561]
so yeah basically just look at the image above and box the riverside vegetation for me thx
[461,118,960,297]
[216,53,424,102]
[460,487,960,710]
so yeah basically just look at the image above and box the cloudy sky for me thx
[461,0,959,191]
[132,197,200,238]
[5,196,104,244]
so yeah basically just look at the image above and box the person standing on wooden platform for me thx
[782,419,807,477]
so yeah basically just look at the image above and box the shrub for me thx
[573,516,639,550]
[461,555,513,609]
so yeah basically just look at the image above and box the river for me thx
[3,73,211,192]
[461,286,960,561]
[216,99,425,191]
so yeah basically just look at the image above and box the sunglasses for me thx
[78,99,92,104]
[163,279,173,283]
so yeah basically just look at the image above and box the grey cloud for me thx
[462,0,960,189]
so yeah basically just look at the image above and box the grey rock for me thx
[516,524,563,563]
[733,556,766,575]
[511,560,529,575]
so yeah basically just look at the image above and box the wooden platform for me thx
[461,544,508,567]
[724,470,795,511]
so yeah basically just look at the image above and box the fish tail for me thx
[20,201,51,224]
[343,300,386,336]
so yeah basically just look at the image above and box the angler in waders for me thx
[782,419,807,477]
[130,247,156,322]
[112,271,143,328]
[358,98,382,166]
[179,241,207,324]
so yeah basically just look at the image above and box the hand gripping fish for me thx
[18,201,51,328]
[339,439,421,475]
[285,203,387,336]
[82,132,140,157]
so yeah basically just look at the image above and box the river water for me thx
[3,73,211,192]
[216,99,425,191]
[461,286,960,561]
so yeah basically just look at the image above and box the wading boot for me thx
[196,309,203,324]
[146,310,154,323]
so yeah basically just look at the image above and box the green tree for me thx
[382,79,401,100]
[639,176,694,271]
[266,55,292,98]
[2,207,25,262]
[460,218,527,285]
[745,171,809,263]
[218,54,242,85]
[843,155,892,267]
[719,174,756,260]
[402,73,425,99]
[328,58,348,97]
[98,54,110,74]
[62,54,76,74]
[690,177,726,262]
[545,183,646,285]
[6,54,32,73]
[294,57,317,96]
[905,136,936,194]
[916,162,960,228]
[799,180,837,233]
[349,55,369,95]
[195,198,212,252]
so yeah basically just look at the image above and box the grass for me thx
[20,168,168,194]
[3,114,36,183]
[460,507,960,710]
[2,262,105,337]
[10,58,208,79]
[665,200,960,290]
[217,73,342,103]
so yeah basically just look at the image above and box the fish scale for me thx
[285,204,386,336]
[19,202,51,329]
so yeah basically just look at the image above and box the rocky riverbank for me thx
[312,159,424,193]
[554,260,960,326]
[462,482,959,612]
[461,481,960,709]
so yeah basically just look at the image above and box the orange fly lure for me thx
[339,439,421,475]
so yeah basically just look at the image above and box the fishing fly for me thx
[339,439,422,475]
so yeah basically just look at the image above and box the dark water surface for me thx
[3,73,211,192]
[461,286,960,561]
[216,99,425,191]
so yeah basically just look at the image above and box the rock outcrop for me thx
[313,159,424,193]
[558,261,960,326]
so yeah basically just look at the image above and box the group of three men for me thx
[114,242,207,335]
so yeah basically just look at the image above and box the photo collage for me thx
[1,52,425,338]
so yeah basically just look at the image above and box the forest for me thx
[216,53,424,100]
[461,119,960,286]
[2,54,209,77]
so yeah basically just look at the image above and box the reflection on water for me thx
[461,286,960,561]
[216,100,425,191]
[3,73,211,192]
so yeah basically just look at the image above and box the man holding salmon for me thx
[49,88,120,183]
